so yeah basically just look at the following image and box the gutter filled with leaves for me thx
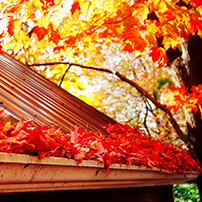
[0,109,201,175]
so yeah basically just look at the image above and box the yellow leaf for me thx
[2,121,11,132]
[14,20,21,35]
[36,17,50,29]
[24,1,37,19]
[163,35,180,50]
[153,0,161,7]
[147,23,159,34]
[33,0,44,13]
[158,1,168,13]
[19,30,32,48]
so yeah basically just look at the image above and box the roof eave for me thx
[0,153,198,193]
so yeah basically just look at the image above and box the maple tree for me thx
[0,0,202,196]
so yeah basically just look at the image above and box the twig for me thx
[143,97,152,137]
[59,64,72,87]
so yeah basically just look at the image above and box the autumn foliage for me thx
[0,110,201,174]
[0,0,202,115]
[166,84,202,116]
[1,0,202,180]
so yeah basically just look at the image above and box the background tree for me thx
[0,0,202,196]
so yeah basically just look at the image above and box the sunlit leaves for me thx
[165,84,202,117]
[36,16,50,29]
[122,29,147,53]
[7,18,15,36]
[165,85,187,113]
[149,47,167,68]
[24,0,43,19]
[1,0,202,65]
[132,3,149,22]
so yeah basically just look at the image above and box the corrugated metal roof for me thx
[0,52,116,133]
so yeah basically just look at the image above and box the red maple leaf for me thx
[192,0,202,7]
[53,45,65,52]
[123,43,134,53]
[33,26,48,41]
[11,118,33,136]
[0,45,3,54]
[70,1,81,16]
[48,23,61,44]
[63,36,77,46]
[122,29,147,52]
[189,19,202,35]
[7,18,14,36]
[149,47,167,68]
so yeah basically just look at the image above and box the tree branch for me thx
[29,61,197,160]
[144,101,152,137]
[28,62,113,74]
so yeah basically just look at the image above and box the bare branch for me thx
[28,62,113,74]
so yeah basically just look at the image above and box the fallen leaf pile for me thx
[0,111,201,174]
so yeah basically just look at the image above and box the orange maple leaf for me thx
[188,84,202,105]
[33,26,48,41]
[122,29,147,52]
[63,36,77,47]
[165,85,187,112]
[7,18,14,36]
[53,45,65,52]
[48,23,61,44]
[123,43,134,53]
[149,47,167,68]
[186,104,198,113]
[189,19,202,36]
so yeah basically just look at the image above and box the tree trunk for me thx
[166,35,202,198]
